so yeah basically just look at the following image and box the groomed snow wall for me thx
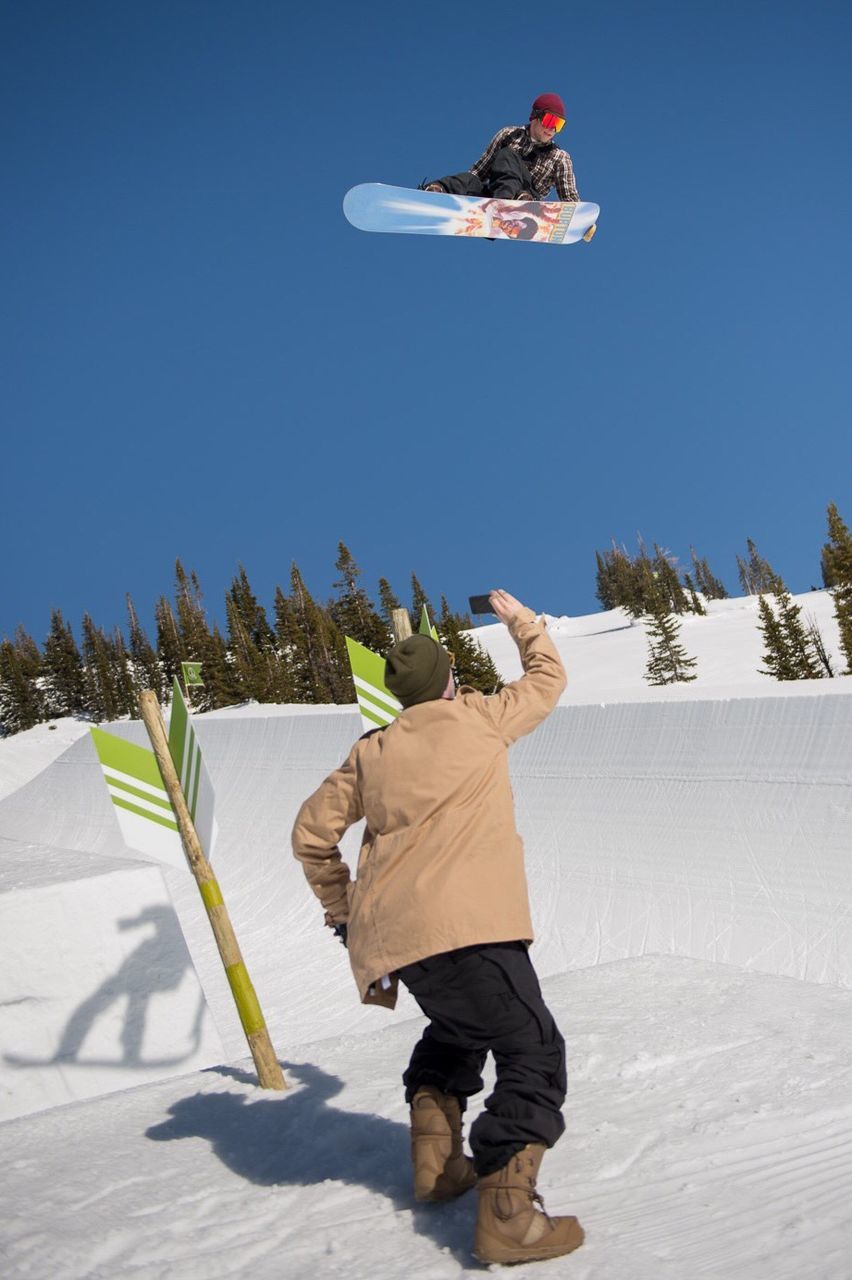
[1,691,849,1119]
[127,691,852,1054]
[512,694,852,988]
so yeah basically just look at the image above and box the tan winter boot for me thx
[410,1086,477,1202]
[474,1143,584,1265]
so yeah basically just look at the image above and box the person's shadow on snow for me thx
[5,904,204,1070]
[145,1060,484,1267]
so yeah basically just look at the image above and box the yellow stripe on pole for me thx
[199,879,224,910]
[226,962,266,1036]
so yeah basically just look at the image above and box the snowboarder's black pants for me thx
[433,147,536,200]
[397,941,566,1177]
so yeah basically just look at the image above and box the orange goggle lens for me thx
[541,111,565,133]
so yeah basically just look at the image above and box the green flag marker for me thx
[345,636,402,732]
[181,661,204,687]
[419,605,439,642]
[169,678,204,821]
[91,726,184,866]
[91,680,218,867]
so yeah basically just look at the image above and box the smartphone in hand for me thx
[468,594,493,616]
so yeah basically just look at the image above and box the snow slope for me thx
[476,590,846,705]
[1,593,851,1277]
[2,958,850,1280]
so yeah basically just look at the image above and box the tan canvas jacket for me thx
[291,608,566,1007]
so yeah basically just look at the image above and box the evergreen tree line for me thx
[0,544,501,737]
[5,505,852,730]
[594,505,852,687]
[596,540,727,617]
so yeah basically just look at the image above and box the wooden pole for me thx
[391,608,413,644]
[138,690,286,1090]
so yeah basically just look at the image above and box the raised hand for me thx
[488,589,526,625]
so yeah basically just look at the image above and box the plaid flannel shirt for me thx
[470,125,579,202]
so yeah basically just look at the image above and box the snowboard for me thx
[343,183,599,246]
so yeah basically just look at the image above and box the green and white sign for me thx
[345,636,402,733]
[91,679,217,869]
[181,661,204,687]
[91,727,185,868]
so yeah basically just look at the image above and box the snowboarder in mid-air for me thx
[342,91,598,245]
[423,92,581,204]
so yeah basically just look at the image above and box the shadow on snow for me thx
[146,1059,486,1267]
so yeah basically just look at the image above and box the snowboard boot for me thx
[473,1143,585,1265]
[410,1086,477,1202]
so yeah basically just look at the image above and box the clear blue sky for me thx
[3,0,851,642]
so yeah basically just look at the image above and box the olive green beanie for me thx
[385,634,451,708]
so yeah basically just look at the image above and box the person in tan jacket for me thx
[292,589,584,1265]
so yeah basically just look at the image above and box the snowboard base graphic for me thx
[343,184,600,246]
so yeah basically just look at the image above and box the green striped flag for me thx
[167,678,217,855]
[91,727,185,868]
[90,679,217,869]
[419,605,439,641]
[345,636,402,733]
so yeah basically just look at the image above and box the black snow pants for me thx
[433,147,536,200]
[397,942,566,1176]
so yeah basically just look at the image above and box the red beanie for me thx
[531,92,566,120]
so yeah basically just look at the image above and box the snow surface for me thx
[1,594,851,1278]
[0,716,90,802]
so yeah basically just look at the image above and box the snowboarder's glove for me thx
[332,923,348,948]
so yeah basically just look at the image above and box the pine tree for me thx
[690,548,728,600]
[438,596,503,694]
[14,626,42,683]
[42,609,85,717]
[823,503,852,674]
[204,623,243,709]
[155,597,184,685]
[738,539,781,595]
[775,589,823,679]
[805,615,835,678]
[225,594,269,701]
[410,574,435,635]
[110,627,138,717]
[81,614,123,721]
[683,573,707,616]
[330,543,390,654]
[273,586,304,701]
[643,590,698,685]
[282,564,353,703]
[174,561,213,663]
[736,554,752,596]
[652,544,689,614]
[0,637,43,734]
[595,550,619,610]
[621,550,656,620]
[378,577,403,627]
[599,543,636,612]
[172,561,232,711]
[224,566,279,703]
[228,566,276,652]
[756,595,798,680]
[820,503,850,588]
[126,596,162,702]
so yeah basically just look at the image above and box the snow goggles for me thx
[540,111,565,133]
